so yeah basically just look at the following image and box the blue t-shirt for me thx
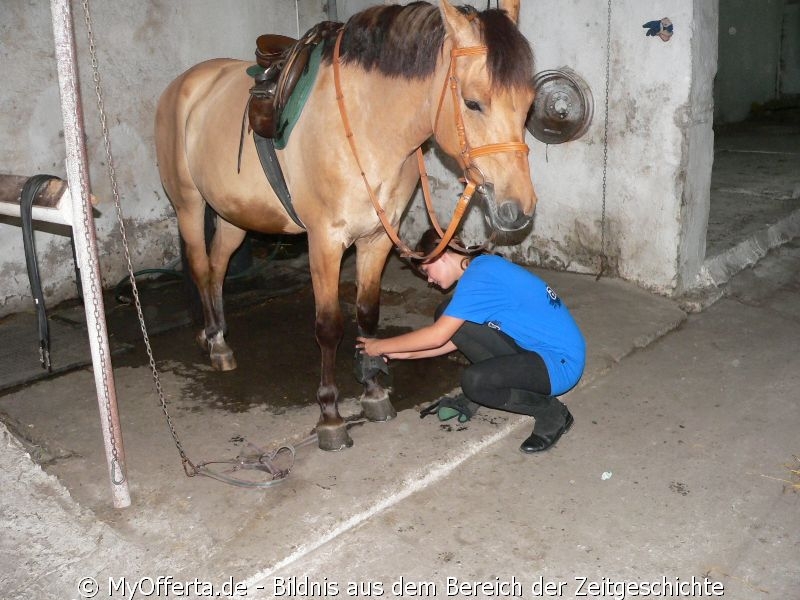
[443,255,585,395]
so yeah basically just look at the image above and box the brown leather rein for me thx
[332,28,528,261]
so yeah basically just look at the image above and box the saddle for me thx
[247,21,341,139]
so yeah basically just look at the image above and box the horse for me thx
[154,0,537,451]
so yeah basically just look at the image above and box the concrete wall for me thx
[714,0,784,123]
[394,0,717,295]
[678,1,718,290]
[782,2,800,95]
[0,1,322,317]
[1,0,718,317]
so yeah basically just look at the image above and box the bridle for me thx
[332,27,529,261]
[433,45,529,191]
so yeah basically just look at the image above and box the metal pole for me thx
[50,0,130,509]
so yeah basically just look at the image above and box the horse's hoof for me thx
[361,393,397,422]
[205,331,236,371]
[211,351,237,371]
[316,425,354,451]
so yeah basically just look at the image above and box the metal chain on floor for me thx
[597,0,612,281]
[80,0,295,488]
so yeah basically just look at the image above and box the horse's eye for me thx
[464,99,482,112]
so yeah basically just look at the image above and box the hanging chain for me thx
[597,0,611,281]
[74,144,122,482]
[81,0,197,476]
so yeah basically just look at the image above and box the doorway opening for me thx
[706,0,800,285]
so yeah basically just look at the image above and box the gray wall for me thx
[780,1,800,95]
[714,0,785,123]
[398,0,718,295]
[1,0,720,318]
[0,1,322,317]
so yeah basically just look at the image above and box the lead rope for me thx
[416,148,494,255]
[81,0,298,488]
[597,0,612,281]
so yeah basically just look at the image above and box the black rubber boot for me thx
[472,389,573,453]
[520,402,574,453]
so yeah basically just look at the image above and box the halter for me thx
[332,28,529,261]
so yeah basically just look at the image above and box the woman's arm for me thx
[356,316,464,359]
[384,340,458,360]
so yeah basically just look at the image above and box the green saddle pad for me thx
[274,42,325,150]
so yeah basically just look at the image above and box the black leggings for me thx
[438,301,568,434]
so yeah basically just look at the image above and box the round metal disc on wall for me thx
[526,67,594,144]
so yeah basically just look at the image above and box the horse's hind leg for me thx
[354,236,396,422]
[309,236,352,451]
[202,217,247,370]
[176,202,244,371]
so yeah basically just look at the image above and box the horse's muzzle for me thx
[478,184,532,233]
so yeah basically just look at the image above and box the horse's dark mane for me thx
[322,2,534,91]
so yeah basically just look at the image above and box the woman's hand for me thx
[355,317,463,361]
[356,336,384,358]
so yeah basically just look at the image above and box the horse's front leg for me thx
[309,237,352,451]
[354,236,397,422]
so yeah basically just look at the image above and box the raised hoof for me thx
[316,424,354,451]
[361,393,397,422]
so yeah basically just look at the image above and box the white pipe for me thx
[50,0,130,509]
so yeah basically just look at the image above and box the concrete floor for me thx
[1,117,799,599]
[1,237,799,599]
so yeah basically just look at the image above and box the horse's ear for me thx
[439,0,480,47]
[499,0,520,24]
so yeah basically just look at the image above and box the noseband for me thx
[333,28,528,261]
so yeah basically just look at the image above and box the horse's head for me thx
[434,0,536,233]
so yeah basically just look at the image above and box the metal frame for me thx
[0,0,132,509]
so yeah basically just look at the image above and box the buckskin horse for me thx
[155,0,536,451]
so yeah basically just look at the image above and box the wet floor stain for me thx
[114,272,464,415]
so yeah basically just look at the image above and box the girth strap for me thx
[20,174,60,371]
[253,133,305,229]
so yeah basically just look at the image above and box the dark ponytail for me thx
[411,228,489,274]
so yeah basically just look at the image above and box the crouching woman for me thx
[356,229,586,453]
